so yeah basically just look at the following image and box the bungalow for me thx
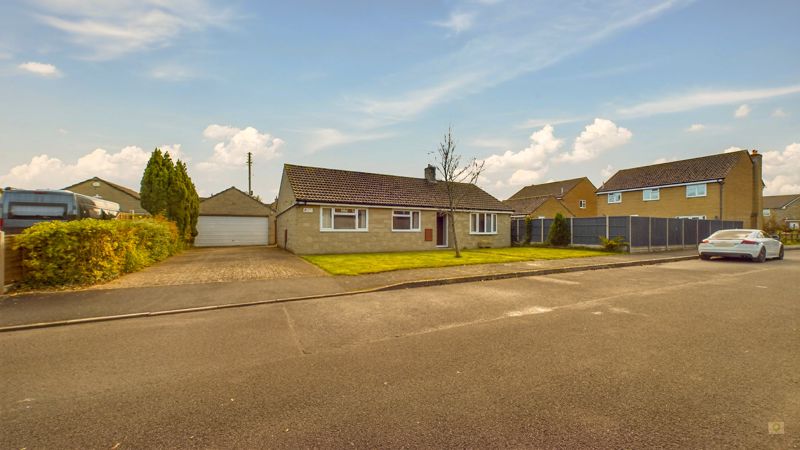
[504,177,597,218]
[275,164,513,254]
[64,176,148,215]
[196,187,275,247]
[596,149,764,228]
[763,194,800,230]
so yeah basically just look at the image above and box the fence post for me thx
[1,231,5,294]
[648,217,652,251]
[569,218,573,246]
[605,216,609,240]
[540,218,544,243]
[681,219,685,249]
[628,215,632,253]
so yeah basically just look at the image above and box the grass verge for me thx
[303,247,608,276]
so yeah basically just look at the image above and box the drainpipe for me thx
[719,180,724,221]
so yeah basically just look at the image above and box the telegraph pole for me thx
[246,152,253,196]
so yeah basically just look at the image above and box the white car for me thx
[698,229,784,262]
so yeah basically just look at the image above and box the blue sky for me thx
[1,0,799,201]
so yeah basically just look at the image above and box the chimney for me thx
[424,164,436,183]
[750,149,763,229]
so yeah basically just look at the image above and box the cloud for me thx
[600,164,615,180]
[432,11,475,34]
[617,83,800,117]
[761,143,800,195]
[772,108,787,118]
[0,146,153,189]
[18,61,62,77]
[734,104,750,118]
[557,118,632,163]
[33,0,234,59]
[160,144,189,162]
[306,128,394,153]
[518,116,585,129]
[686,123,705,132]
[652,156,678,164]
[198,124,284,170]
[148,64,198,81]
[723,146,742,153]
[481,124,564,194]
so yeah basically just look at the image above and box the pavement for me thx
[1,252,797,448]
[0,249,701,329]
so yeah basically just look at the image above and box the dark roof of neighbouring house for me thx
[763,194,800,209]
[597,151,749,193]
[502,196,553,215]
[507,177,587,201]
[64,176,141,200]
[283,164,512,212]
[199,187,272,217]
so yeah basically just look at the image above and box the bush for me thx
[599,235,627,252]
[14,217,182,288]
[547,213,571,246]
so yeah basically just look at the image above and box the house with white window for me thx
[596,149,764,228]
[504,177,597,219]
[275,164,512,254]
[763,194,800,230]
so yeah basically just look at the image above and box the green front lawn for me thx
[302,247,608,276]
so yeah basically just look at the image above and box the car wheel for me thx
[777,245,784,260]
[755,247,767,263]
[699,254,711,261]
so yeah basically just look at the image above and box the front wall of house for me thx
[529,197,574,219]
[275,173,297,249]
[281,206,510,254]
[596,183,722,219]
[68,180,146,214]
[563,179,597,217]
[722,154,760,228]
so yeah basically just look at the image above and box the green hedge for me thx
[14,218,182,288]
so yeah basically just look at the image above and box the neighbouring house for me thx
[196,187,275,247]
[275,164,513,254]
[596,149,764,228]
[64,176,148,215]
[762,194,800,230]
[504,177,597,218]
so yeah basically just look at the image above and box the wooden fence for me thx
[2,233,23,289]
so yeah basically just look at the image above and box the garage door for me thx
[195,216,268,247]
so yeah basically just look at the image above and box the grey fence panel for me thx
[511,218,525,244]
[709,220,723,234]
[572,217,606,245]
[667,219,682,247]
[698,220,711,240]
[683,219,699,245]
[543,219,554,241]
[608,216,629,241]
[529,219,544,243]
[650,218,667,246]
[723,220,738,229]
[630,217,650,247]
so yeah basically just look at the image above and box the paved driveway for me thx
[94,246,326,289]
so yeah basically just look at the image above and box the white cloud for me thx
[600,164,615,180]
[198,125,284,170]
[762,143,800,195]
[33,0,233,59]
[518,116,585,129]
[480,124,563,194]
[0,146,152,189]
[160,144,189,162]
[653,157,678,164]
[772,108,787,118]
[617,83,800,117]
[433,12,475,34]
[557,118,632,163]
[148,64,198,81]
[734,104,750,118]
[723,146,742,153]
[686,123,705,132]
[306,128,394,153]
[18,61,62,77]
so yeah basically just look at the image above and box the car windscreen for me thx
[710,230,752,240]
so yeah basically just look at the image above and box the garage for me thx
[195,187,273,247]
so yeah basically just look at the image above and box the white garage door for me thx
[195,216,268,247]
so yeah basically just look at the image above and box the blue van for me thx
[0,188,120,234]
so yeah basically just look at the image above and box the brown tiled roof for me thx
[507,177,585,200]
[200,187,272,216]
[597,151,747,193]
[503,196,551,215]
[64,176,141,200]
[284,164,512,212]
[763,194,800,209]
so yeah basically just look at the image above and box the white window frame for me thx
[470,212,497,235]
[391,210,421,232]
[762,209,771,216]
[686,183,707,198]
[578,199,587,209]
[642,189,660,201]
[607,192,622,204]
[320,207,369,232]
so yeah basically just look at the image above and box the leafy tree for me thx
[433,126,485,258]
[140,149,171,216]
[140,149,200,243]
[175,161,200,241]
[547,213,571,246]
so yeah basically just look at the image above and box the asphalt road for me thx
[1,253,798,448]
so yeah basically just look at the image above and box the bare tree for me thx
[433,126,485,258]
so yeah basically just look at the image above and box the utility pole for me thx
[246,152,253,196]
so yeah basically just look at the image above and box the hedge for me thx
[14,217,182,288]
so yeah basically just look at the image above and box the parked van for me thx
[0,188,120,234]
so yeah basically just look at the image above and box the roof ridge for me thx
[284,163,480,187]
[614,150,746,173]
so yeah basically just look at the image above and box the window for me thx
[790,222,799,230]
[579,199,587,209]
[607,192,622,204]
[470,212,497,234]
[392,210,421,231]
[686,183,707,198]
[643,189,660,201]
[763,209,771,216]
[320,207,368,231]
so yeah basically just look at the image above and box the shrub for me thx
[14,217,181,288]
[547,213,571,246]
[599,235,627,252]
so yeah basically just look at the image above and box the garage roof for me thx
[200,187,272,217]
